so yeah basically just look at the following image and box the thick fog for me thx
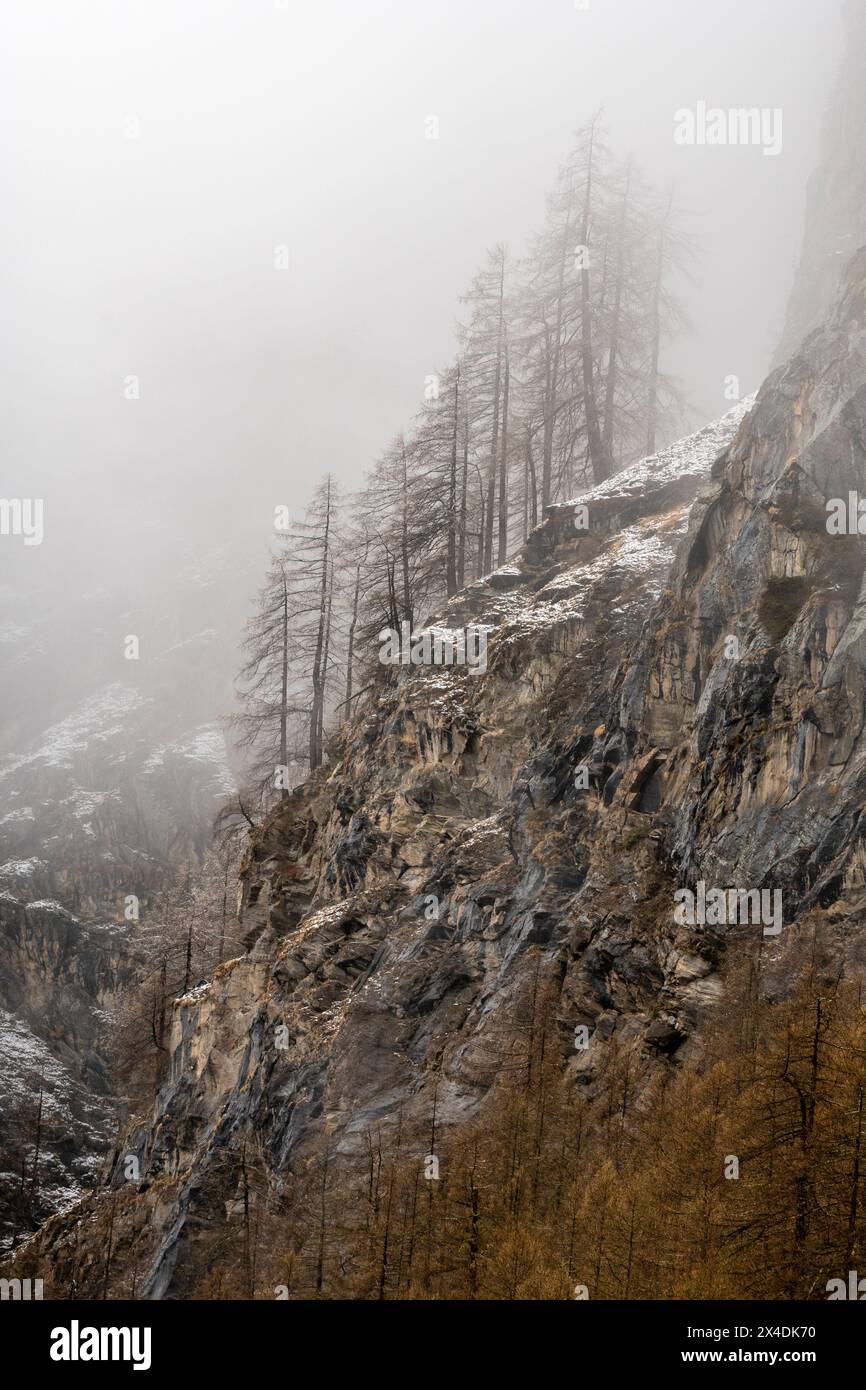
[0,0,839,602]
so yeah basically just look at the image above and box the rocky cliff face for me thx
[0,543,249,1251]
[12,237,866,1297]
[0,897,134,1251]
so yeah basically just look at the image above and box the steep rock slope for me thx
[12,255,866,1303]
[0,543,248,1249]
[4,389,764,1295]
[0,897,133,1251]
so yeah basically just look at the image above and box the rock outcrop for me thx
[0,542,248,1249]
[0,896,133,1251]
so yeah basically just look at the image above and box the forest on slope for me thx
[228,114,693,798]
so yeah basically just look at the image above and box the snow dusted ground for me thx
[143,722,235,798]
[0,686,235,901]
[562,396,756,512]
[0,1005,118,1236]
[0,1008,78,1114]
[496,398,757,643]
[0,857,46,882]
[394,400,756,686]
[0,684,148,784]
[0,551,250,1247]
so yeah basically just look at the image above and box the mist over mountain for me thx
[4,0,866,1341]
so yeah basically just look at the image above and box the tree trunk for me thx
[378,1168,396,1301]
[483,254,506,572]
[447,367,459,596]
[182,919,192,993]
[543,210,570,509]
[30,1078,44,1204]
[400,447,412,627]
[315,1149,330,1295]
[646,186,673,457]
[475,473,486,580]
[279,566,289,799]
[525,426,538,533]
[345,543,367,711]
[219,860,228,964]
[603,162,631,462]
[309,478,332,771]
[316,565,333,765]
[580,119,612,484]
[457,416,469,589]
[845,1085,864,1271]
[102,1197,116,1300]
[497,352,511,565]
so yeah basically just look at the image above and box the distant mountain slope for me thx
[0,541,253,1249]
[0,896,133,1252]
[0,544,250,919]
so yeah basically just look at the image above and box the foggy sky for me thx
[0,0,841,597]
